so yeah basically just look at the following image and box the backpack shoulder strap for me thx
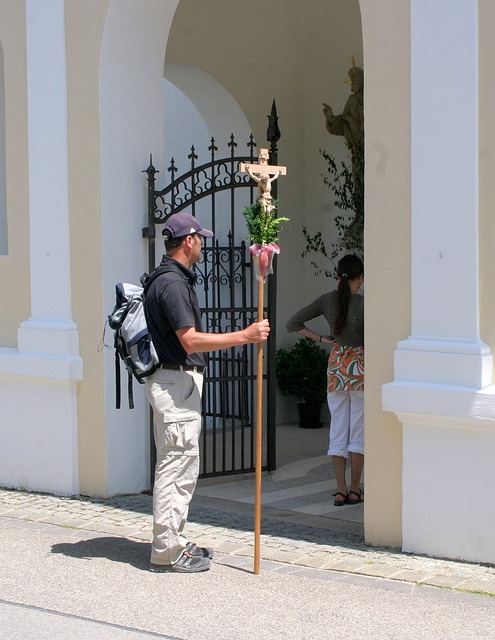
[141,264,186,294]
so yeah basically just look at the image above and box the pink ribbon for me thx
[249,243,280,282]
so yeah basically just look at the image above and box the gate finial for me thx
[267,100,280,149]
[143,154,158,178]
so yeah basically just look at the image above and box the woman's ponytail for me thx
[332,255,364,335]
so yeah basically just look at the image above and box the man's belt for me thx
[160,363,205,373]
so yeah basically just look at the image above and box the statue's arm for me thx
[247,167,260,183]
[323,101,346,136]
[322,102,334,122]
[325,116,345,137]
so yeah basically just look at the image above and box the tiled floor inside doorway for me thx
[195,420,364,535]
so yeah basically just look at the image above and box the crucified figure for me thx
[240,148,287,212]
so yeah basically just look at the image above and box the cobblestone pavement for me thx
[0,487,494,598]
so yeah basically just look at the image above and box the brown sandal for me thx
[333,491,348,507]
[347,489,364,505]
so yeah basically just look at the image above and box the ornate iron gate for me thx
[143,105,281,478]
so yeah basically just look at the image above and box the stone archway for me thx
[357,0,410,547]
[99,0,180,494]
[98,3,409,545]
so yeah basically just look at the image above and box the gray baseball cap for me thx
[162,212,213,240]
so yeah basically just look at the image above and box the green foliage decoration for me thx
[275,337,328,404]
[243,200,289,246]
[302,149,363,279]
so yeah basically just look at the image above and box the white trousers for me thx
[145,368,204,565]
[327,390,364,458]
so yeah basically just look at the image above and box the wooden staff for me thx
[254,277,264,574]
[241,148,287,574]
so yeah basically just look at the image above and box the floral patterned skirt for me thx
[327,345,364,392]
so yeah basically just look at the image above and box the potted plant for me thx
[275,337,328,428]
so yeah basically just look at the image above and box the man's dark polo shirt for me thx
[145,255,205,368]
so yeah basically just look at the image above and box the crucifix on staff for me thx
[241,148,287,213]
[241,148,288,574]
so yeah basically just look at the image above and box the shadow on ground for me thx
[51,536,150,571]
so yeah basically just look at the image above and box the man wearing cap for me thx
[144,212,270,573]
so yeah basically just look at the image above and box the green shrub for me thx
[275,337,328,404]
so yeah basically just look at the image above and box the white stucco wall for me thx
[0,43,7,256]
[100,0,181,494]
[403,417,495,562]
[382,0,495,562]
[164,63,252,154]
[163,76,209,167]
[0,0,82,495]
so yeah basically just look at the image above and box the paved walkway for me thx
[2,425,495,638]
[1,483,494,598]
[3,509,495,640]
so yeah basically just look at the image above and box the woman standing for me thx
[286,254,364,506]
